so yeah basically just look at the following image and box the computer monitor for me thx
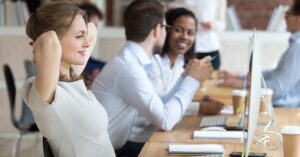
[242,32,262,157]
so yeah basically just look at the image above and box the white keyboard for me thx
[199,115,228,128]
[168,144,224,156]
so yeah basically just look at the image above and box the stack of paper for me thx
[168,144,224,156]
[193,131,244,140]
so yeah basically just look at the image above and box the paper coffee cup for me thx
[232,90,247,114]
[260,88,273,113]
[281,126,300,157]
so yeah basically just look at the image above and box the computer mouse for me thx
[200,126,226,131]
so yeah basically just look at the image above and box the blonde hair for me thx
[26,1,87,82]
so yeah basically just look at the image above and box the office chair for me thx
[24,61,54,157]
[2,64,39,157]
[43,137,54,157]
[22,60,37,125]
[24,60,36,78]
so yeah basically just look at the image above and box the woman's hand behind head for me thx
[33,31,62,103]
[33,31,62,61]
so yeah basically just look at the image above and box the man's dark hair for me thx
[161,7,198,65]
[78,2,103,21]
[292,0,300,15]
[124,0,164,42]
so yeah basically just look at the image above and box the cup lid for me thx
[261,88,273,95]
[281,125,300,134]
[232,90,247,96]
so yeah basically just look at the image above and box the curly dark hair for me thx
[161,7,198,65]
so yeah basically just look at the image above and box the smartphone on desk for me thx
[230,152,266,157]
[225,126,247,131]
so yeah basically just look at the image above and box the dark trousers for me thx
[195,50,220,70]
[115,141,145,157]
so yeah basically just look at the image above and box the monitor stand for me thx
[253,75,283,153]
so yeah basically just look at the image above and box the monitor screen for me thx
[243,32,262,157]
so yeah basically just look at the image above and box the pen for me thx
[210,55,217,62]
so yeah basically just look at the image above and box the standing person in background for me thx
[91,0,213,156]
[79,2,103,26]
[181,0,227,70]
[151,7,223,115]
[78,2,106,87]
[22,1,115,156]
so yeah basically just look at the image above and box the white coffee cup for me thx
[281,125,300,157]
[232,90,247,114]
[260,88,273,113]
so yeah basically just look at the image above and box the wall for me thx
[228,0,293,30]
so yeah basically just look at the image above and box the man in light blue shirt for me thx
[91,0,213,156]
[219,0,300,107]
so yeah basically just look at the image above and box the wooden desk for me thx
[139,80,300,157]
[139,142,283,157]
[139,108,300,157]
[194,79,234,105]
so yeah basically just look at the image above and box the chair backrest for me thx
[226,5,242,31]
[3,64,18,127]
[43,137,54,157]
[267,4,289,32]
[3,64,34,131]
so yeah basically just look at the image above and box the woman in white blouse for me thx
[151,7,223,115]
[22,1,115,156]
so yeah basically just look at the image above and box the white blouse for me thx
[151,54,185,94]
[22,78,115,157]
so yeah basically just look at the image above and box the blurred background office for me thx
[0,0,296,156]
